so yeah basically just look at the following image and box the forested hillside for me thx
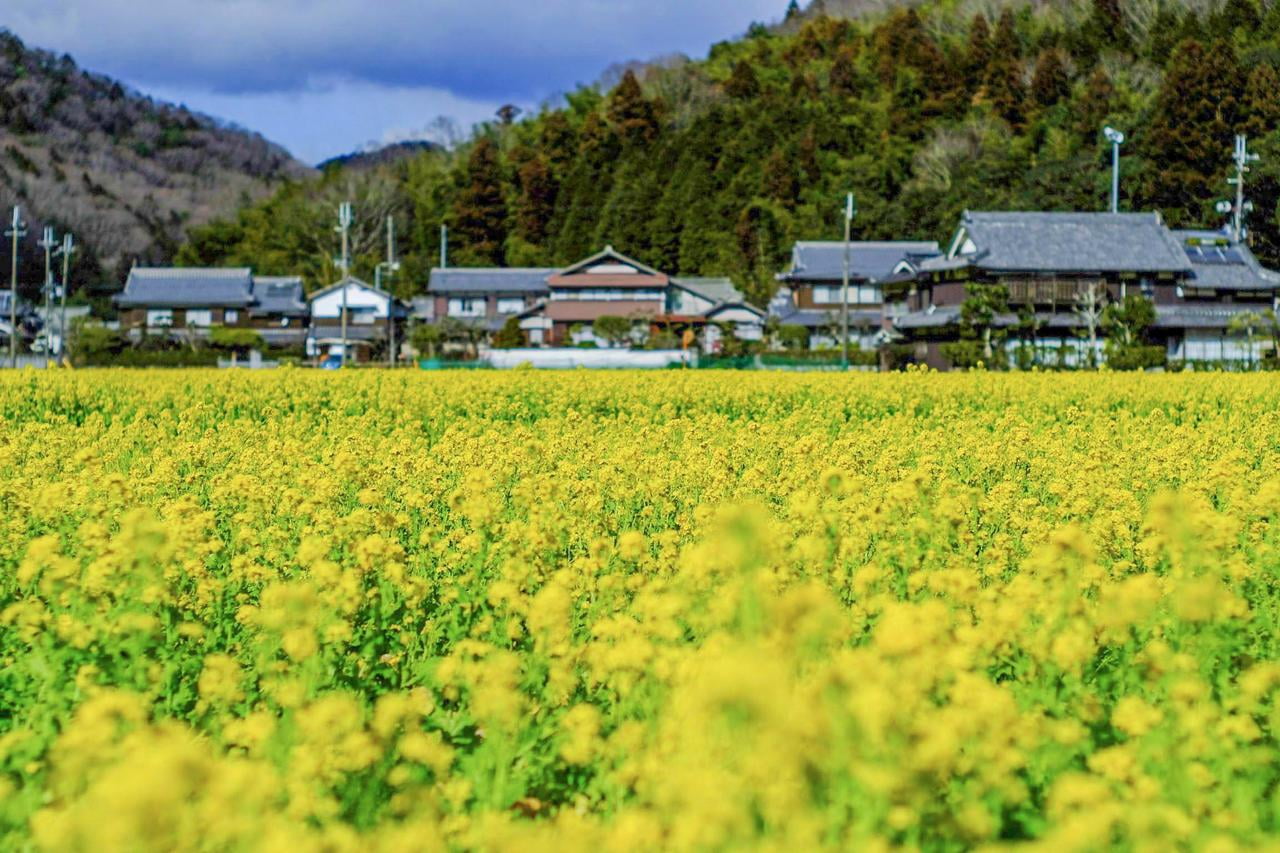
[181,0,1280,306]
[0,30,309,294]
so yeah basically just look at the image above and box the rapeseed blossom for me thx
[1,369,1279,849]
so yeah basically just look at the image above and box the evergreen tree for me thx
[1145,8,1181,64]
[963,15,992,95]
[450,138,508,266]
[786,0,801,20]
[607,70,660,146]
[1240,63,1280,139]
[539,112,578,171]
[513,156,557,246]
[725,60,761,99]
[762,147,800,208]
[829,44,859,98]
[491,315,527,348]
[1075,67,1115,141]
[1211,0,1261,37]
[1089,0,1129,49]
[1141,39,1242,217]
[1031,49,1070,109]
[986,10,1026,126]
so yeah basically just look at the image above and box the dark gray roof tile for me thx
[781,241,941,283]
[428,268,553,294]
[116,267,255,308]
[960,212,1192,273]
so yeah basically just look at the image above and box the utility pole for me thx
[6,206,26,369]
[336,202,353,367]
[56,233,74,367]
[1103,127,1125,214]
[440,224,448,269]
[841,192,855,371]
[38,226,57,369]
[1228,134,1259,243]
[376,215,401,368]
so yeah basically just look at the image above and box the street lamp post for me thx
[336,202,353,367]
[1103,126,1126,214]
[841,192,856,372]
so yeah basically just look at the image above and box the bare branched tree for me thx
[1074,279,1107,368]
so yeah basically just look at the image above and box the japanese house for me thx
[772,240,941,349]
[306,276,409,361]
[885,212,1196,369]
[426,247,761,347]
[114,267,309,347]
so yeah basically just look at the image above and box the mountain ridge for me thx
[0,28,312,292]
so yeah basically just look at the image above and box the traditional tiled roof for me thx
[772,305,882,330]
[115,267,255,308]
[250,276,308,317]
[428,268,554,294]
[1153,303,1275,330]
[1173,229,1280,291]
[955,212,1192,274]
[545,301,662,323]
[893,306,962,330]
[779,241,942,283]
[893,307,1091,330]
[672,277,745,305]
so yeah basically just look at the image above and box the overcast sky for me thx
[4,1,785,164]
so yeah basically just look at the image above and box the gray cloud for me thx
[5,1,783,100]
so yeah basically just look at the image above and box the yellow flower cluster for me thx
[2,369,1280,850]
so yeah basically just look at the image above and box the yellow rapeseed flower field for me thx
[2,369,1280,850]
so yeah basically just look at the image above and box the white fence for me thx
[484,348,693,369]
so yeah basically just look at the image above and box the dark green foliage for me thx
[491,316,527,349]
[1103,294,1156,347]
[1031,50,1070,109]
[725,60,761,99]
[1139,39,1243,220]
[958,282,1011,361]
[451,138,508,266]
[592,315,634,348]
[606,71,659,147]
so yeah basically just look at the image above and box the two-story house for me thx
[428,247,760,348]
[426,267,554,339]
[306,276,409,361]
[114,267,309,347]
[1161,229,1280,363]
[886,212,1196,369]
[772,240,941,349]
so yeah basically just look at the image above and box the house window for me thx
[448,297,485,317]
[224,309,239,324]
[497,296,525,314]
[813,285,876,304]
[185,309,212,327]
[146,309,173,327]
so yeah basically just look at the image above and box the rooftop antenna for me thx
[1225,134,1259,243]
[55,233,75,366]
[1103,126,1125,214]
[336,201,353,367]
[5,206,26,368]
[37,226,57,369]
